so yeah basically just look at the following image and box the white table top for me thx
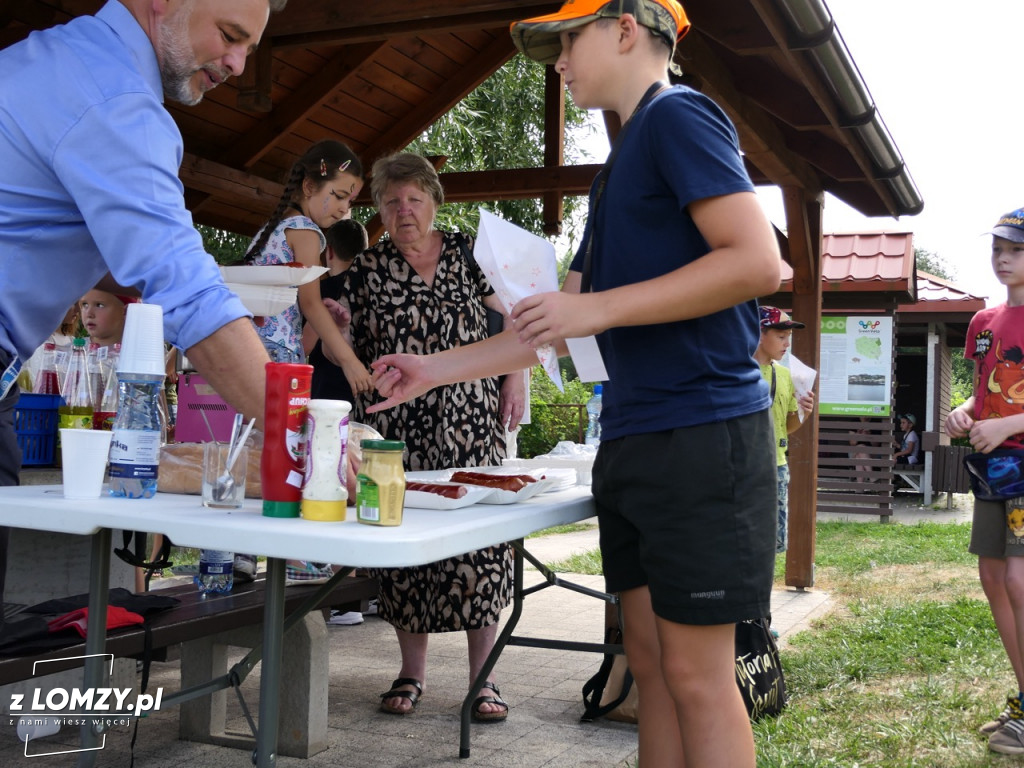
[0,485,596,567]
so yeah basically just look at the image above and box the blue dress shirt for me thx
[0,1,250,361]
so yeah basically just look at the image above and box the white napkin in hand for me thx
[473,209,564,390]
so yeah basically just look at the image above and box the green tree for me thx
[950,352,972,409]
[197,224,250,265]
[403,56,591,240]
[518,363,595,458]
[914,247,953,280]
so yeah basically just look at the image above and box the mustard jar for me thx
[356,440,406,526]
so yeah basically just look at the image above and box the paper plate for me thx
[220,265,328,286]
[226,283,296,316]
[477,477,553,504]
[404,468,551,505]
[404,483,494,510]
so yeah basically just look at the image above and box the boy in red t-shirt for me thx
[947,206,1024,754]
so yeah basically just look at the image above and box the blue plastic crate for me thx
[14,393,62,466]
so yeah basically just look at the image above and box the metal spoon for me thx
[213,418,255,502]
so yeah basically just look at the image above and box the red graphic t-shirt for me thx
[965,303,1024,449]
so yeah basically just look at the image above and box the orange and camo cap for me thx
[510,0,690,66]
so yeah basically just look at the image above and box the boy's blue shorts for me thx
[592,410,777,625]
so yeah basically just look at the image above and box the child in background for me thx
[755,306,814,553]
[893,413,919,464]
[371,2,782,763]
[79,290,129,348]
[240,140,372,587]
[946,206,1024,755]
[303,218,369,404]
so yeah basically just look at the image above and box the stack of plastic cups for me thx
[108,304,166,499]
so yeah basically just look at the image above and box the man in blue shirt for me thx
[0,0,286,617]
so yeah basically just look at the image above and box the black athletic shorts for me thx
[592,410,777,625]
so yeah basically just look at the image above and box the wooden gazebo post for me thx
[782,186,823,589]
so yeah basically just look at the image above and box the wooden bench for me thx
[0,573,377,684]
[894,465,925,493]
[0,572,378,758]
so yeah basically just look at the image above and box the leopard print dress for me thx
[344,231,511,633]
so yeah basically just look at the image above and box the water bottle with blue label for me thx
[195,550,234,595]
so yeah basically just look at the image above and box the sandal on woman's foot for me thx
[471,681,508,723]
[379,677,422,715]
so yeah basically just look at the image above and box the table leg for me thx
[459,540,524,759]
[75,528,111,768]
[255,557,285,768]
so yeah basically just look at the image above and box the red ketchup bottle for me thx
[261,362,313,518]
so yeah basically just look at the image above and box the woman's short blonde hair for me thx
[370,153,445,209]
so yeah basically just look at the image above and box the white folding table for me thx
[0,484,601,765]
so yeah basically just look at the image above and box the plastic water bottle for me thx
[109,304,165,498]
[195,550,234,595]
[584,384,603,446]
[108,373,163,498]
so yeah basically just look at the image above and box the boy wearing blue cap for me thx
[946,206,1024,754]
[370,1,782,764]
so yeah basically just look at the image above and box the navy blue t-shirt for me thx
[570,85,770,441]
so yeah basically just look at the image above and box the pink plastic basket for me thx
[174,373,238,443]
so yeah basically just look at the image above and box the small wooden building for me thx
[763,233,985,519]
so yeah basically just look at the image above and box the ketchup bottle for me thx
[261,362,313,518]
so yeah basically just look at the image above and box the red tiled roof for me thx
[899,271,985,315]
[779,232,915,286]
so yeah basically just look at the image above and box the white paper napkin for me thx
[473,209,563,390]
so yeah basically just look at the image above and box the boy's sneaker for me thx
[328,610,364,626]
[989,718,1024,755]
[285,562,334,586]
[981,694,1023,734]
[233,554,258,584]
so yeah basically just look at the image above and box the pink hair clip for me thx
[319,159,328,177]
[339,159,351,173]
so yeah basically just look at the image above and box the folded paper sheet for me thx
[474,209,563,390]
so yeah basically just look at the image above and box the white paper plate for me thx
[405,468,551,505]
[226,283,296,316]
[477,477,553,504]
[404,483,494,510]
[220,265,328,286]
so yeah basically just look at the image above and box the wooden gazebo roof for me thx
[5,1,923,237]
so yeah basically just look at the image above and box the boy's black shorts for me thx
[592,410,777,625]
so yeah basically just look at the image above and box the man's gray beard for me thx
[158,10,201,105]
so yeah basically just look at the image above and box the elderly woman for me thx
[343,152,526,720]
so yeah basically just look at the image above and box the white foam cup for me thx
[118,303,165,375]
[60,429,113,499]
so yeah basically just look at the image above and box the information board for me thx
[818,315,893,416]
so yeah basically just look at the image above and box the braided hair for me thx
[245,140,363,263]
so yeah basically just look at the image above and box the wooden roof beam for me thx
[679,31,822,193]
[221,41,387,170]
[268,1,560,47]
[744,0,901,216]
[360,38,516,164]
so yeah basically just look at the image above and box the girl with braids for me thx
[238,139,372,586]
[245,139,373,398]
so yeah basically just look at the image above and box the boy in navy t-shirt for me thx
[369,2,781,763]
